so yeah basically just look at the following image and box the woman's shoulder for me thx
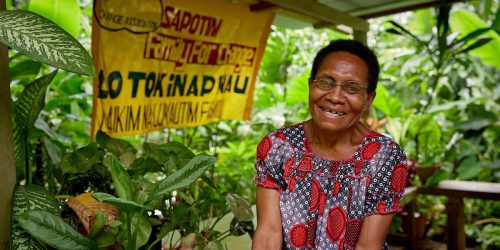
[256,123,305,157]
[361,130,406,158]
[261,122,304,143]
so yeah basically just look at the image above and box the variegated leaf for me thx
[10,185,61,250]
[16,211,97,250]
[13,71,57,176]
[0,10,95,76]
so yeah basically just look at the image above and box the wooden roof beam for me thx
[249,2,278,12]
[260,0,369,31]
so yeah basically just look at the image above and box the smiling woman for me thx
[252,40,409,250]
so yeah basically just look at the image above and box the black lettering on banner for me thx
[145,73,156,97]
[201,75,215,96]
[98,100,225,134]
[98,70,123,99]
[186,75,198,96]
[128,71,146,98]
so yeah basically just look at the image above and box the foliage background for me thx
[6,0,500,248]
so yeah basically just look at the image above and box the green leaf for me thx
[450,9,500,68]
[457,156,483,180]
[156,154,216,196]
[117,212,151,250]
[492,7,500,34]
[16,211,97,250]
[146,206,187,250]
[109,156,134,201]
[226,193,253,221]
[88,210,108,238]
[456,37,493,55]
[285,71,309,107]
[96,131,137,156]
[411,9,434,35]
[457,118,492,131]
[92,192,149,212]
[372,83,402,117]
[42,136,62,164]
[28,0,81,37]
[388,20,424,45]
[9,60,42,79]
[12,71,58,176]
[259,30,288,84]
[450,27,491,49]
[13,70,57,128]
[0,10,95,75]
[424,169,449,187]
[385,28,403,36]
[10,185,61,250]
[59,142,104,174]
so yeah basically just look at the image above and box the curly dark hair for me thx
[310,39,379,93]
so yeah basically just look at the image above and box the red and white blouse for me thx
[255,123,408,250]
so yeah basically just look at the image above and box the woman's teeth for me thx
[320,107,346,116]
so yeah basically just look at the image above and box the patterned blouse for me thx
[254,123,408,250]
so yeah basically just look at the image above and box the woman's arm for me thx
[252,186,282,250]
[355,213,395,250]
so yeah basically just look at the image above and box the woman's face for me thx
[309,51,375,133]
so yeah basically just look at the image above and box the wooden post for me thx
[406,199,417,250]
[446,197,465,250]
[0,0,17,249]
[353,29,368,45]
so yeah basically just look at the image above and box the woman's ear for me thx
[365,91,376,110]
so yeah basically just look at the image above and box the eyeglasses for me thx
[310,77,368,95]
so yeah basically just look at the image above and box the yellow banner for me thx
[91,0,274,137]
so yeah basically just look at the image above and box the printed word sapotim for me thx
[162,6,222,37]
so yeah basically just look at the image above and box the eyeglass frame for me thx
[309,77,369,95]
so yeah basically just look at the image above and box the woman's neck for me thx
[304,120,369,160]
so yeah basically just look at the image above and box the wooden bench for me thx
[416,180,500,250]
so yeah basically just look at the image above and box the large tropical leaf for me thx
[96,131,135,155]
[92,192,148,212]
[226,193,254,222]
[96,131,137,167]
[450,9,500,68]
[28,0,81,37]
[285,71,309,107]
[0,10,95,75]
[116,212,151,250]
[14,71,57,128]
[156,154,216,196]
[12,71,57,176]
[59,142,104,174]
[16,211,97,250]
[372,83,402,118]
[9,185,61,250]
[109,157,134,201]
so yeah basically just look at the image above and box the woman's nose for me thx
[325,85,344,101]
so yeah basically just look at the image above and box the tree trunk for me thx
[0,0,17,248]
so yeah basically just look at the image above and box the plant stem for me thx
[0,1,17,247]
[209,209,230,232]
[217,229,231,241]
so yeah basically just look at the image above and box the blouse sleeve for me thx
[364,142,408,216]
[254,133,288,192]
